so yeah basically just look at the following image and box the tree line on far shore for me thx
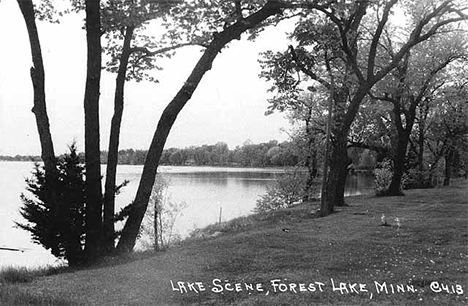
[0,140,304,168]
[1,139,381,169]
[108,140,300,167]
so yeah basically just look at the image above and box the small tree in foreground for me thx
[141,175,187,251]
[16,144,86,266]
[254,169,309,213]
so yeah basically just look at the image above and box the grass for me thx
[0,265,76,305]
[0,265,69,284]
[2,180,467,306]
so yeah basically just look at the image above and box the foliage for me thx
[141,175,187,250]
[16,144,86,266]
[149,140,298,167]
[259,0,467,214]
[254,169,308,213]
[374,159,394,197]
[403,168,436,189]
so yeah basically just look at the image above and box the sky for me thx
[0,1,295,156]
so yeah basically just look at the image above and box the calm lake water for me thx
[0,162,374,268]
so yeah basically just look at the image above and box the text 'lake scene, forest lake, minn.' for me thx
[1,0,467,305]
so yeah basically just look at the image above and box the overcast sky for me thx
[0,1,294,156]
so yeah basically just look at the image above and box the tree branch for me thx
[374,1,468,82]
[288,45,331,90]
[130,42,206,57]
[367,0,398,80]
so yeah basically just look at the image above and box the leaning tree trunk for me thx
[17,0,56,176]
[83,0,103,262]
[116,1,284,254]
[103,26,135,254]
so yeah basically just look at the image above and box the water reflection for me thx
[345,171,375,196]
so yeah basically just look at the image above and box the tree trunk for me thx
[443,147,454,186]
[302,115,317,201]
[103,26,135,254]
[387,135,408,195]
[83,0,103,262]
[417,104,428,172]
[417,117,426,185]
[321,133,349,216]
[17,0,56,176]
[116,1,284,253]
[302,148,317,201]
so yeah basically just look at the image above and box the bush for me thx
[254,169,307,213]
[403,169,435,189]
[374,159,393,196]
[16,144,86,266]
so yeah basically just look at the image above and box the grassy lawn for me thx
[1,180,467,305]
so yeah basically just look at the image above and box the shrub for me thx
[374,159,393,196]
[16,144,86,266]
[254,169,307,213]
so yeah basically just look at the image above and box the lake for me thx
[0,162,374,268]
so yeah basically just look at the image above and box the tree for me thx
[116,1,287,253]
[260,0,467,216]
[426,80,468,185]
[16,144,86,267]
[82,0,104,261]
[371,32,467,195]
[102,23,135,254]
[101,0,203,253]
[17,0,56,178]
[264,91,327,200]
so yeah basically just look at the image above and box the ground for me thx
[2,180,467,305]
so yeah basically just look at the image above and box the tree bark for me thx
[302,113,318,202]
[322,134,350,215]
[387,135,408,195]
[103,26,135,254]
[116,1,284,253]
[443,147,454,186]
[17,0,56,176]
[83,0,103,262]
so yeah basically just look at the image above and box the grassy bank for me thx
[2,180,467,305]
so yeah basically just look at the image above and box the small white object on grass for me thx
[395,217,401,229]
[381,214,387,226]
